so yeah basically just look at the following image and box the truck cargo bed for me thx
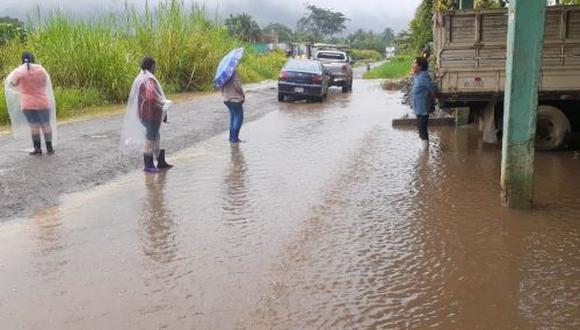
[434,6,580,103]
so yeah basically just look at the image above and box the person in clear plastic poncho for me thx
[4,52,57,155]
[121,57,174,173]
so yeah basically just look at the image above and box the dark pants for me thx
[225,101,244,142]
[23,109,52,145]
[23,109,51,127]
[417,115,429,141]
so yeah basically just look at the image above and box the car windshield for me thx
[284,60,321,73]
[316,52,346,61]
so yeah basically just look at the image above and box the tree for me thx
[408,0,434,54]
[262,23,294,42]
[345,27,396,53]
[297,4,349,39]
[394,30,413,54]
[225,13,262,43]
[382,28,395,46]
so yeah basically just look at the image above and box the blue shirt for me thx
[412,71,436,116]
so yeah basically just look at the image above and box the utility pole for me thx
[501,0,546,208]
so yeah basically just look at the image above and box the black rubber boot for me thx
[156,149,173,170]
[144,154,160,174]
[30,136,42,156]
[46,141,55,155]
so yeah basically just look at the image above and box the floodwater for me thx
[1,80,579,329]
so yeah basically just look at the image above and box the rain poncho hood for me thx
[4,64,57,146]
[120,70,171,153]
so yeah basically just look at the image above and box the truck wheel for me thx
[342,84,349,93]
[278,93,285,102]
[348,79,353,92]
[535,105,571,151]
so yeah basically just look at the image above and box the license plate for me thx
[295,87,304,93]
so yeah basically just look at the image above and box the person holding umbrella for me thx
[121,56,174,173]
[215,48,246,144]
[4,52,57,155]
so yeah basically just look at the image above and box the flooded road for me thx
[1,80,579,329]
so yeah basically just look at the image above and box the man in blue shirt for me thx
[412,57,436,147]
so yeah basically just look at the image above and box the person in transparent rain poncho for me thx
[4,52,57,155]
[121,57,174,173]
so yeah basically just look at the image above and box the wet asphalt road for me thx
[1,79,579,329]
[0,83,278,220]
[0,63,376,220]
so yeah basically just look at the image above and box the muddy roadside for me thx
[0,83,278,221]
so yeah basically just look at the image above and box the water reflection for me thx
[32,208,67,276]
[139,173,177,264]
[222,144,251,226]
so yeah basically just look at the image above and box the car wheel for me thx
[278,93,285,102]
[342,84,349,93]
[348,79,353,92]
[535,105,570,151]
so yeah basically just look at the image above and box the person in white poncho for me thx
[4,52,57,155]
[121,57,174,173]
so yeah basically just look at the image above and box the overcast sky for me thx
[0,0,422,32]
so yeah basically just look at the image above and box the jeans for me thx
[417,115,429,141]
[225,101,244,142]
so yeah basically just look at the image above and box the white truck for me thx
[385,47,396,60]
[434,6,580,150]
[314,50,354,93]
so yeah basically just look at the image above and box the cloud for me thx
[0,0,420,32]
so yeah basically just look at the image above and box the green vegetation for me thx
[347,28,395,54]
[0,0,286,125]
[363,56,413,80]
[0,17,26,46]
[350,49,383,62]
[226,5,395,56]
[407,0,434,55]
[238,50,287,82]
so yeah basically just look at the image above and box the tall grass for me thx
[363,55,413,80]
[350,49,383,62]
[0,0,286,125]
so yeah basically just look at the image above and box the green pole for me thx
[501,0,546,209]
[459,0,474,10]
